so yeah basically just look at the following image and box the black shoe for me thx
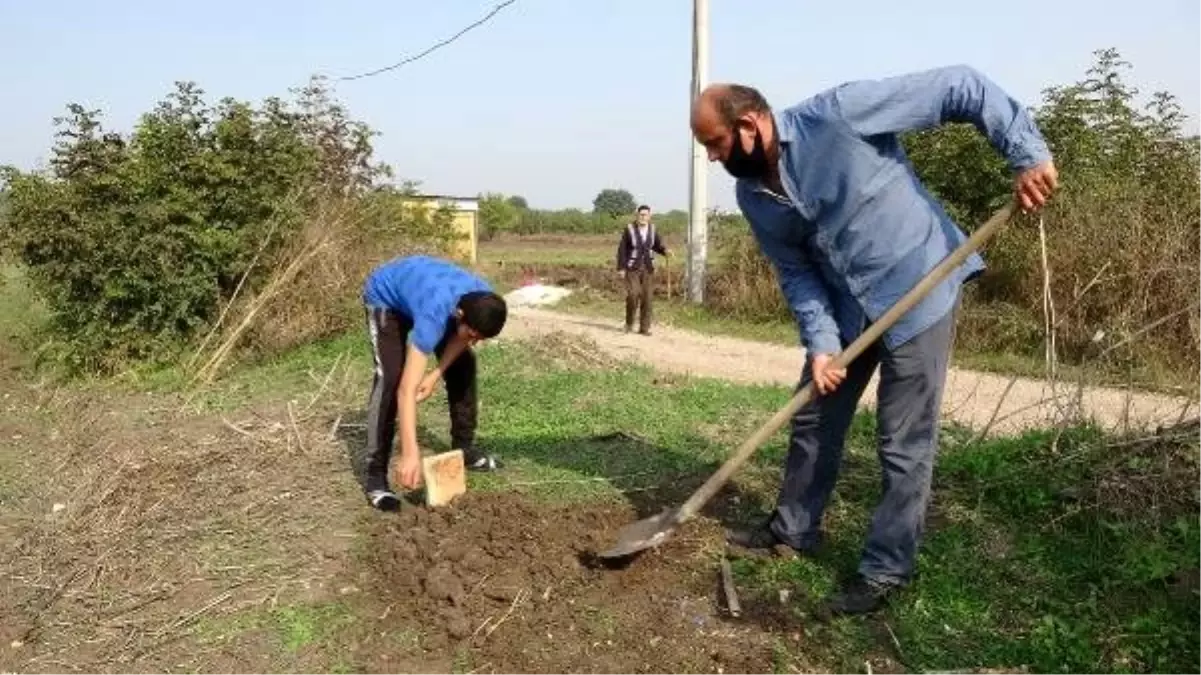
[725,520,803,557]
[824,576,897,617]
[639,329,652,336]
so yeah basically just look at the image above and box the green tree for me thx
[901,123,1010,226]
[478,192,521,240]
[0,77,404,373]
[506,194,528,210]
[0,186,10,245]
[592,188,637,218]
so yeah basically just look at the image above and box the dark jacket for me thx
[616,222,667,271]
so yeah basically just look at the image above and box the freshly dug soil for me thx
[351,492,782,673]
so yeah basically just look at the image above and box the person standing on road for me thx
[360,255,508,511]
[616,204,670,335]
[690,65,1058,616]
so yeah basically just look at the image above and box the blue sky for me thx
[2,0,1197,211]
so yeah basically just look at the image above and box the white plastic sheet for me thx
[503,283,573,308]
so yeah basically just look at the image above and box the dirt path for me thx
[501,307,1197,437]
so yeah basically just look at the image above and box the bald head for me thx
[693,83,772,130]
[692,83,776,180]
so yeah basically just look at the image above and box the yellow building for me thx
[401,194,480,265]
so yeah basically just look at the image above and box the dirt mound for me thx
[352,492,780,673]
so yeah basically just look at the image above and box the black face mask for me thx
[721,124,770,179]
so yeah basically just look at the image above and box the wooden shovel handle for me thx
[675,201,1016,522]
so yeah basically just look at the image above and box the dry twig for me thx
[287,401,305,454]
[472,588,531,642]
[305,351,346,412]
[154,590,233,638]
[190,231,338,387]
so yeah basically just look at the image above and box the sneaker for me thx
[367,489,401,512]
[823,575,897,617]
[465,453,503,472]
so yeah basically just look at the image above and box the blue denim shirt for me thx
[735,65,1051,355]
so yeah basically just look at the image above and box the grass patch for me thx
[466,338,793,510]
[115,330,367,410]
[195,598,355,653]
[7,301,1189,673]
[0,263,49,368]
[272,602,356,652]
[733,423,1198,673]
[480,233,615,267]
[234,327,1197,673]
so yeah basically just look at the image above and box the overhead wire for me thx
[335,0,518,81]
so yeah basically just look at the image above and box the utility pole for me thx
[686,0,709,304]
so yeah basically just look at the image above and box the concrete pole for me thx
[686,0,709,304]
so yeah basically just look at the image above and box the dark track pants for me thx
[362,307,478,492]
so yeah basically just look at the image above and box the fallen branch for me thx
[1095,306,1197,362]
[1103,421,1200,448]
[884,621,905,661]
[221,418,256,440]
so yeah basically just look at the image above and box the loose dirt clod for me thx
[352,492,781,673]
[423,564,466,605]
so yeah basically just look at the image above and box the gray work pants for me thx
[770,306,957,586]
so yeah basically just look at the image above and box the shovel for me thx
[598,201,1016,560]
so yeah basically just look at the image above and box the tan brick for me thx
[422,449,466,507]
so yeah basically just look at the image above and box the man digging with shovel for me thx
[690,65,1058,616]
[360,255,508,511]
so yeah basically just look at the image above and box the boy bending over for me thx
[360,255,508,510]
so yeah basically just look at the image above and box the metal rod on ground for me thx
[686,0,709,304]
[720,556,742,618]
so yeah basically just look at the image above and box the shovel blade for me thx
[598,508,679,559]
